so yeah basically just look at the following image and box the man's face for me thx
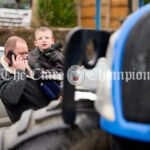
[14,41,28,60]
[34,31,54,51]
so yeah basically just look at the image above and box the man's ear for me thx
[5,49,10,55]
[34,40,38,46]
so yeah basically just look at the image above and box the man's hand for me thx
[12,55,26,71]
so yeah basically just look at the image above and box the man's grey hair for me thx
[4,36,26,55]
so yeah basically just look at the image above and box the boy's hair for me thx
[35,27,53,39]
[4,36,26,55]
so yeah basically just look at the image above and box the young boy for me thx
[28,27,64,100]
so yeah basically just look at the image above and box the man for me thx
[0,36,51,123]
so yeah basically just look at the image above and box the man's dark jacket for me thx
[0,57,50,123]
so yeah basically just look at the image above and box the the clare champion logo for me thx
[67,65,85,85]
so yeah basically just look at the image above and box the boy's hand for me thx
[12,55,26,71]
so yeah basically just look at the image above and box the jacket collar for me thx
[0,56,34,79]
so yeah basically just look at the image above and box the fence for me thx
[77,0,128,29]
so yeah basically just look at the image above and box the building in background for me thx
[0,0,32,28]
[0,0,141,29]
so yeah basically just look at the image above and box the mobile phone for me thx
[6,50,17,66]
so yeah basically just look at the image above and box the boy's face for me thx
[34,30,54,51]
